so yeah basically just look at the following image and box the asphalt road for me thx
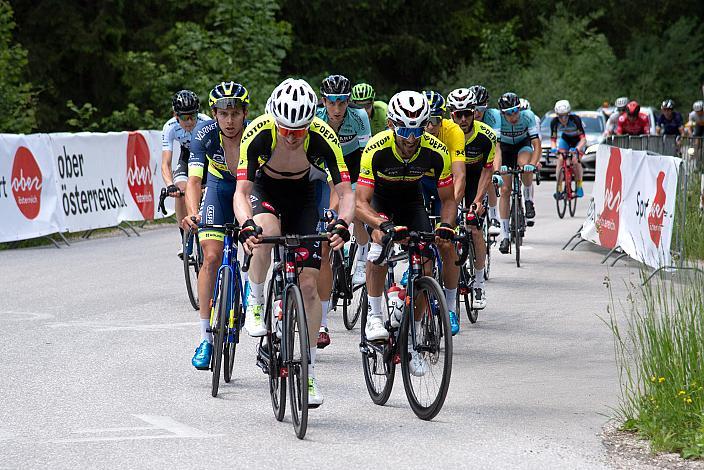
[0,181,639,469]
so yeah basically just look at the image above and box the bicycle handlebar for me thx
[372,231,437,266]
[158,187,185,215]
[241,233,333,273]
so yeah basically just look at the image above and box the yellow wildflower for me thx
[650,376,656,382]
[686,398,693,404]
[679,390,686,396]
[659,377,665,383]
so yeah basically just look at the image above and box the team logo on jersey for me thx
[126,132,154,220]
[11,146,43,220]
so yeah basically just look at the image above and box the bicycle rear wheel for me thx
[265,279,286,422]
[183,230,200,310]
[342,243,360,329]
[360,287,396,405]
[344,283,364,330]
[223,271,241,383]
[285,284,309,439]
[568,174,578,217]
[210,269,229,397]
[400,276,453,420]
[556,167,567,219]
[483,222,491,281]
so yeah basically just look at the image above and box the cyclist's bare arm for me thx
[530,137,541,165]
[355,184,385,230]
[161,150,174,186]
[452,161,466,204]
[233,180,254,224]
[438,184,457,226]
[183,174,202,228]
[333,180,355,224]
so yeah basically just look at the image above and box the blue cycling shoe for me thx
[192,340,213,370]
[576,187,584,198]
[449,311,460,336]
[400,269,409,288]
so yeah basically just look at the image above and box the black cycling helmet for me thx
[172,90,200,114]
[320,74,351,96]
[661,99,675,110]
[469,85,489,107]
[498,92,520,111]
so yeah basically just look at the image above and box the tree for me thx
[0,1,36,133]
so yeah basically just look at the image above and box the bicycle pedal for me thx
[526,220,535,227]
[393,353,401,364]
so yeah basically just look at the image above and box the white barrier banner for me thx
[0,134,64,243]
[581,145,681,269]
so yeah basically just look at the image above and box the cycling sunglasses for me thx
[324,94,350,103]
[393,125,424,140]
[501,105,520,115]
[474,105,487,113]
[452,109,474,119]
[277,124,309,139]
[177,113,196,122]
[427,116,443,126]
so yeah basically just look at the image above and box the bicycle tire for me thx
[400,276,453,420]
[285,284,309,439]
[360,286,396,405]
[210,268,229,397]
[568,174,578,217]
[484,223,491,281]
[512,198,521,268]
[265,279,286,422]
[556,166,567,219]
[223,271,241,383]
[342,243,360,329]
[344,283,364,330]
[458,265,477,323]
[183,230,200,310]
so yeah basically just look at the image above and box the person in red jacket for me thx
[616,100,650,135]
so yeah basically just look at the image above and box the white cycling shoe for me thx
[472,287,487,310]
[308,376,324,407]
[488,219,501,236]
[365,315,388,341]
[409,350,429,377]
[244,303,267,337]
[352,260,367,285]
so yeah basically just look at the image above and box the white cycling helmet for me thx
[386,91,430,128]
[519,98,531,110]
[446,88,475,111]
[615,96,629,109]
[693,100,704,112]
[554,99,571,114]
[270,78,317,128]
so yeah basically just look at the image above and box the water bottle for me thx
[273,299,283,339]
[387,284,406,328]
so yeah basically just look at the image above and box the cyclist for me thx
[686,100,704,137]
[314,74,371,348]
[550,99,587,198]
[351,83,388,136]
[161,90,210,257]
[182,81,250,370]
[605,96,628,136]
[235,78,354,406]
[422,89,465,334]
[356,90,456,375]
[616,100,650,136]
[447,87,499,314]
[656,99,684,136]
[469,84,501,237]
[489,92,541,254]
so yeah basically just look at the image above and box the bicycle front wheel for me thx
[512,199,521,268]
[400,276,453,420]
[285,284,309,439]
[360,286,396,405]
[342,243,361,330]
[556,167,566,219]
[265,279,286,422]
[210,269,229,397]
[183,230,200,310]
[568,173,578,217]
[223,271,241,383]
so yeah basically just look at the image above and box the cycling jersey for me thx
[315,105,371,183]
[436,118,466,164]
[161,113,211,153]
[616,113,650,135]
[464,120,497,168]
[688,111,704,127]
[486,109,540,145]
[358,130,452,200]
[550,114,586,148]
[605,112,622,135]
[482,108,501,130]
[369,101,389,136]
[189,119,246,183]
[656,112,683,135]
[238,115,348,184]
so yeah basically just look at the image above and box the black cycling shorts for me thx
[500,138,533,169]
[371,192,432,233]
[251,171,322,270]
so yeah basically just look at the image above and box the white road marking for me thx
[0,311,55,321]
[50,415,220,443]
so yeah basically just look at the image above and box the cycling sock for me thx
[577,180,583,188]
[475,269,485,287]
[501,218,510,238]
[357,242,369,260]
[444,288,457,310]
[249,280,265,304]
[368,295,383,316]
[489,205,498,220]
[320,300,329,328]
[309,347,317,372]
[523,184,533,202]
[200,319,212,344]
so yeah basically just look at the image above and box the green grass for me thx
[0,216,176,251]
[608,268,704,459]
[675,170,704,261]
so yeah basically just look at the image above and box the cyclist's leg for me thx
[499,142,517,249]
[172,160,189,253]
[315,180,333,336]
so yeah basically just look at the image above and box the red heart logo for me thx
[126,132,154,220]
[11,146,43,220]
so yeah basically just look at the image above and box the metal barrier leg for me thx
[57,232,71,247]
[601,246,620,264]
[561,229,583,250]
[121,221,140,237]
[642,266,704,286]
[570,239,588,251]
[43,236,61,248]
[116,225,131,237]
[82,230,95,239]
[610,253,629,267]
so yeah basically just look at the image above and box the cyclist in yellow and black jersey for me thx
[448,87,500,316]
[235,78,354,407]
[356,91,456,375]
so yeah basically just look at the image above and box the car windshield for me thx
[541,112,604,136]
